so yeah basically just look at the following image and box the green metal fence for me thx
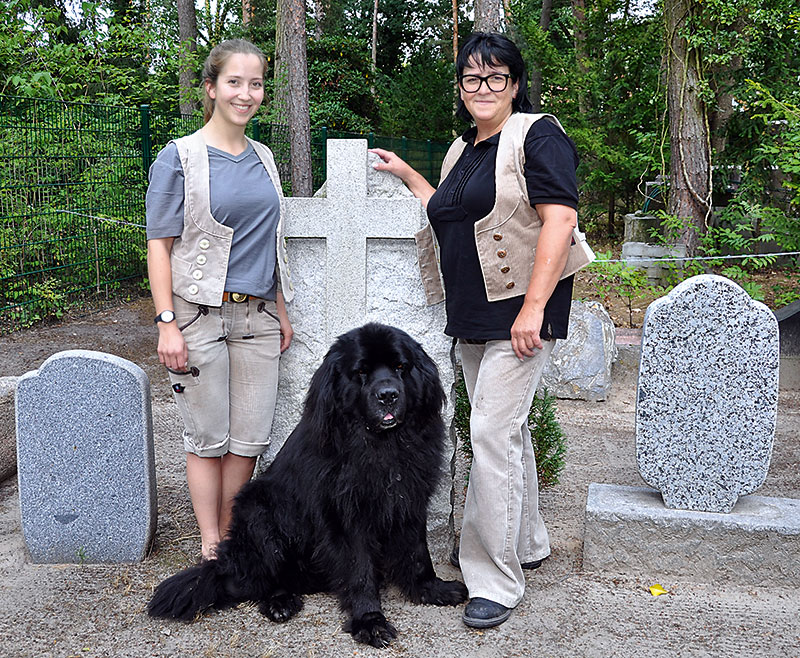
[0,95,449,334]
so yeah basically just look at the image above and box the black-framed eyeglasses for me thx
[458,73,512,93]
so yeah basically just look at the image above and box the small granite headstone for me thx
[16,350,156,563]
[636,274,779,513]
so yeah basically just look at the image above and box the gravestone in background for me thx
[775,299,800,389]
[274,141,453,558]
[16,350,156,563]
[539,300,616,401]
[635,274,779,513]
[0,377,18,482]
[583,275,799,585]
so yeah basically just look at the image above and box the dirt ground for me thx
[1,296,799,658]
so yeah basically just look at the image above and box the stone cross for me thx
[16,350,157,563]
[269,140,452,558]
[635,274,779,512]
[282,140,429,344]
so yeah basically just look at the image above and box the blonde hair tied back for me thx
[201,39,268,124]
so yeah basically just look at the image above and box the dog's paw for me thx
[345,611,398,648]
[258,591,303,622]
[419,578,469,606]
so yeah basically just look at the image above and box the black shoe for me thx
[462,597,512,628]
[450,548,545,571]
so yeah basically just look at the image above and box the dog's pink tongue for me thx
[384,413,394,420]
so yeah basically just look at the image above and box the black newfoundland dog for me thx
[148,323,467,647]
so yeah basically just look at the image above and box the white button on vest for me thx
[188,284,199,295]
[196,254,207,265]
[199,239,210,250]
[192,270,203,280]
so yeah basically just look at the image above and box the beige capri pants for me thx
[167,293,282,458]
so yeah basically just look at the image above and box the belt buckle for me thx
[231,292,248,303]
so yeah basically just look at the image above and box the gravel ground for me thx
[0,297,798,658]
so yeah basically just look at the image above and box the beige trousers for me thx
[458,338,554,608]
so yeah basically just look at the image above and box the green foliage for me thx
[588,251,659,328]
[529,389,567,490]
[375,51,460,140]
[306,36,377,131]
[453,370,567,490]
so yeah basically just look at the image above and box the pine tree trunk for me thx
[274,0,313,196]
[665,0,711,256]
[530,0,553,112]
[473,0,503,32]
[176,0,199,115]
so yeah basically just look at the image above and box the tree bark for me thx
[571,0,588,115]
[665,0,711,256]
[530,0,553,112]
[274,0,313,196]
[176,0,199,115]
[473,0,503,33]
[452,0,459,65]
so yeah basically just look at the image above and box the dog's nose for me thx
[377,387,399,405]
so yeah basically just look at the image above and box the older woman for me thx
[372,32,593,628]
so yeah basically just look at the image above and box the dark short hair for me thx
[455,32,533,123]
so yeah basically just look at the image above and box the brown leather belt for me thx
[222,292,258,303]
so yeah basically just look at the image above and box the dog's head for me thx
[303,323,445,437]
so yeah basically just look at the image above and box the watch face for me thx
[158,310,175,323]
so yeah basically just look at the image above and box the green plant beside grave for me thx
[454,372,566,490]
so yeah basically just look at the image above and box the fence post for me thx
[401,136,408,162]
[252,117,261,142]
[427,139,433,183]
[140,104,152,174]
[368,132,375,149]
[321,126,328,178]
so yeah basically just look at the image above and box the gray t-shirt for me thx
[145,142,280,300]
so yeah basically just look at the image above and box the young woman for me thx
[146,39,294,561]
[372,32,593,628]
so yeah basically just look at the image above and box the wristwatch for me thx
[154,310,176,324]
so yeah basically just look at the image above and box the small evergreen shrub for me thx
[453,369,567,490]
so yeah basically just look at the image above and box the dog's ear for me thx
[302,348,341,436]
[406,341,446,413]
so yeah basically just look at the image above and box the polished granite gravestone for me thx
[584,276,798,584]
[636,274,779,513]
[16,350,156,563]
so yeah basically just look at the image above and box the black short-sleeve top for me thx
[425,117,579,341]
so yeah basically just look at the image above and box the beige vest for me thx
[415,113,594,305]
[169,130,294,306]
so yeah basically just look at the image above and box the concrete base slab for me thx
[583,483,800,585]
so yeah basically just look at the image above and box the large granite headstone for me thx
[16,350,156,563]
[636,274,779,513]
[276,141,452,558]
[583,275,796,585]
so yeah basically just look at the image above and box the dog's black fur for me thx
[148,323,468,647]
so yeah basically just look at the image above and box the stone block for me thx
[539,300,616,401]
[583,483,800,586]
[16,350,157,563]
[775,299,800,389]
[0,377,19,482]
[621,241,686,285]
[636,275,779,513]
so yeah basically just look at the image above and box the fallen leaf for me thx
[649,583,668,597]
